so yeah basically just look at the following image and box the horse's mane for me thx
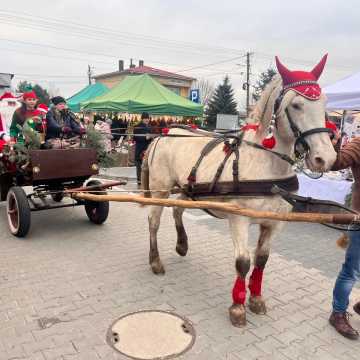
[248,75,282,127]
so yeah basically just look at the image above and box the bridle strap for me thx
[284,107,332,156]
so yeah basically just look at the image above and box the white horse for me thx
[141,55,337,327]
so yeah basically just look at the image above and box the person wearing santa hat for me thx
[10,91,40,142]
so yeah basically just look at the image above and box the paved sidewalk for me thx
[100,167,136,180]
[0,199,360,359]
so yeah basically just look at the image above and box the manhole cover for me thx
[107,310,196,360]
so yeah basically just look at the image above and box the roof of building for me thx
[93,65,195,82]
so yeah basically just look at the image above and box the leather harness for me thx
[176,82,332,200]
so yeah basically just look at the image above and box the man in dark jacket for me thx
[133,112,152,184]
[46,96,82,140]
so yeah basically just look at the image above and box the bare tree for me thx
[192,78,215,107]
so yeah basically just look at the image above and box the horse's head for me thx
[271,54,336,172]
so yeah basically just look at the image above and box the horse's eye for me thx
[292,103,302,110]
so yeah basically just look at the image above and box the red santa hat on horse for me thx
[262,54,329,149]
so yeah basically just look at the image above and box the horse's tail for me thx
[336,233,349,249]
[141,148,151,199]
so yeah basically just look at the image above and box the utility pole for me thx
[245,52,252,117]
[87,65,92,85]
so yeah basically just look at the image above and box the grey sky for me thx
[0,0,358,110]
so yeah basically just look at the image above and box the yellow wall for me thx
[180,87,189,97]
[96,74,126,89]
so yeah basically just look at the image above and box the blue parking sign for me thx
[190,89,200,103]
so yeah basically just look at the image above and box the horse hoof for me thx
[249,296,267,315]
[151,260,165,275]
[229,304,246,327]
[176,243,188,257]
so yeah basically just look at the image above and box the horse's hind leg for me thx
[248,222,282,314]
[148,191,169,275]
[173,197,188,256]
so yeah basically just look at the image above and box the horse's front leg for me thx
[248,222,282,315]
[228,215,251,327]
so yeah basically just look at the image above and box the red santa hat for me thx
[37,103,49,114]
[0,92,16,100]
[275,54,328,100]
[23,91,38,101]
[261,54,328,150]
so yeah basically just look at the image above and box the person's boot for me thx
[353,301,360,316]
[329,311,359,340]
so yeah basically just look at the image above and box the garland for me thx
[0,124,115,175]
[0,123,41,174]
[84,125,115,168]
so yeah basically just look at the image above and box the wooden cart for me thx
[0,148,115,237]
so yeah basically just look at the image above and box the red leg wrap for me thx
[248,267,263,297]
[232,277,246,304]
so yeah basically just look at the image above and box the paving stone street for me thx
[0,173,360,359]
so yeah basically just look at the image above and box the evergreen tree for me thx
[17,81,51,105]
[252,68,277,102]
[205,76,238,129]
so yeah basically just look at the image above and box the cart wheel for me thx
[51,193,64,202]
[84,180,109,224]
[6,187,31,237]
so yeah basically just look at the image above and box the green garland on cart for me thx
[84,125,115,168]
[0,124,115,175]
[0,123,42,174]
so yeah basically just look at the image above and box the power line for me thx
[178,55,247,72]
[0,13,247,58]
[15,72,87,78]
[0,11,355,75]
[0,47,114,65]
[0,9,248,56]
[0,10,356,75]
[0,40,248,76]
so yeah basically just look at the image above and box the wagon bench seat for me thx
[29,148,98,181]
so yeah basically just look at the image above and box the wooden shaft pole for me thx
[65,180,125,194]
[73,192,360,225]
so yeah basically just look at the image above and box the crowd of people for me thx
[0,91,200,158]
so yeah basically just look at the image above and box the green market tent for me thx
[67,83,109,112]
[81,74,203,116]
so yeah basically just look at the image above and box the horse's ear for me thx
[275,56,292,82]
[311,54,328,80]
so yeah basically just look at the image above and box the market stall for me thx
[324,71,360,111]
[67,83,109,113]
[81,74,203,116]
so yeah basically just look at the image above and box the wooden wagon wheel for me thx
[6,187,31,237]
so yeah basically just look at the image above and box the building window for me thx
[165,86,181,95]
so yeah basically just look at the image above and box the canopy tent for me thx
[67,83,109,112]
[324,71,360,110]
[81,74,203,116]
